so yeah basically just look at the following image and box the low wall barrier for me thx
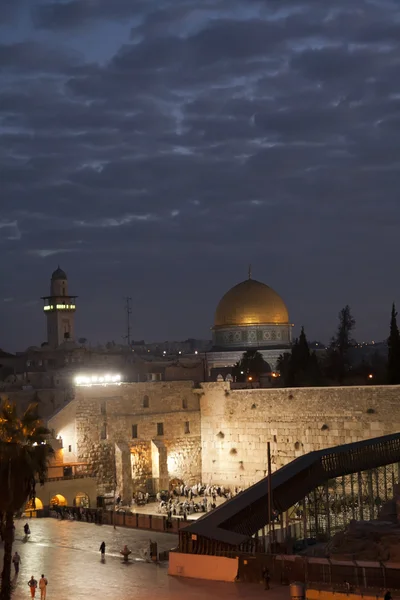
[47,505,188,535]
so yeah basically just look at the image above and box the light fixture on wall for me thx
[74,374,122,386]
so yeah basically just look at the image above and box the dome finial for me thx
[248,264,252,280]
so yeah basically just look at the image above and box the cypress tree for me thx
[387,303,400,384]
[278,327,321,386]
[326,305,355,383]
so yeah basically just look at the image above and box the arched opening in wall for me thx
[74,492,90,508]
[24,498,43,517]
[50,494,67,507]
[169,478,184,491]
[143,395,149,408]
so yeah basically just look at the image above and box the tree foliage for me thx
[232,350,270,382]
[325,305,356,383]
[387,303,400,385]
[0,400,53,600]
[277,327,321,387]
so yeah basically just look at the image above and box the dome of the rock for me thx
[214,278,289,328]
[211,275,292,353]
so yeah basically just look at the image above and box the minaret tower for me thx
[41,267,77,347]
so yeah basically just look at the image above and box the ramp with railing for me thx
[180,432,400,553]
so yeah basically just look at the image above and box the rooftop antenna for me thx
[124,297,132,347]
[248,264,252,280]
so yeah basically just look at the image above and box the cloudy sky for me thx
[1,0,400,351]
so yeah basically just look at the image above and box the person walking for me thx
[262,566,270,590]
[28,576,37,598]
[99,541,106,561]
[39,574,48,600]
[12,551,21,575]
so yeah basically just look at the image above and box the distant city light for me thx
[194,350,198,355]
[163,351,166,355]
[74,374,121,386]
[248,376,253,381]
[178,351,182,354]
[368,373,374,379]
[271,372,280,378]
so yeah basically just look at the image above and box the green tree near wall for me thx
[277,327,321,386]
[324,305,356,384]
[0,400,53,600]
[232,349,270,382]
[387,303,400,385]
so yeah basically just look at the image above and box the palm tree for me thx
[0,400,53,600]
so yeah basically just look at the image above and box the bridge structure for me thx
[179,432,400,556]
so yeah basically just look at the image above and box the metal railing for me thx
[236,554,400,590]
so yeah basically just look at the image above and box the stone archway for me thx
[74,492,90,508]
[24,498,43,517]
[50,494,67,507]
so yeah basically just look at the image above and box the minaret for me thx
[41,267,77,347]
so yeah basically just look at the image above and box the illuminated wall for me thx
[200,383,400,487]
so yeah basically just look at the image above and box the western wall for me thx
[48,381,400,500]
[200,383,400,487]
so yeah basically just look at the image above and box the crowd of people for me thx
[50,504,104,523]
[153,482,242,519]
[111,481,245,521]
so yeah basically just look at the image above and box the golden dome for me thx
[214,278,289,328]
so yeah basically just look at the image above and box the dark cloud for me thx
[1,0,400,350]
[0,41,82,72]
[32,0,148,29]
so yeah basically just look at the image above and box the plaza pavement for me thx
[0,518,289,600]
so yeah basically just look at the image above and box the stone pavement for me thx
[1,518,289,600]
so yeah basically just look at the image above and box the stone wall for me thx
[50,381,202,498]
[48,380,400,498]
[200,383,400,488]
[2,388,74,420]
[48,399,78,462]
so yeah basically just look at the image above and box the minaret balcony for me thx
[43,303,76,312]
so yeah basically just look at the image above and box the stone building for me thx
[49,381,201,504]
[207,270,293,374]
[24,436,97,513]
[48,380,400,504]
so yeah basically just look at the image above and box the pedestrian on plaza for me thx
[28,576,37,598]
[384,592,392,600]
[39,574,48,600]
[99,541,106,561]
[12,551,21,575]
[120,545,131,563]
[262,567,270,590]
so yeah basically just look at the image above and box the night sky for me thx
[1,0,400,352]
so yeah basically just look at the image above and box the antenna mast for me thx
[124,297,132,346]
